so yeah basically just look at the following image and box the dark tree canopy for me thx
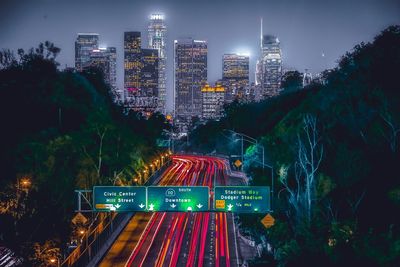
[189,26,400,266]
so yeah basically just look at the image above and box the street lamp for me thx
[18,177,31,191]
[223,129,274,211]
[21,179,30,186]
[223,129,263,166]
[50,257,60,267]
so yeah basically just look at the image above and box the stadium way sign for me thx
[147,186,209,211]
[93,186,147,212]
[214,186,270,213]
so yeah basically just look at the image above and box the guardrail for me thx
[61,212,127,267]
[61,159,172,267]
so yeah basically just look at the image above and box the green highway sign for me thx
[93,186,147,212]
[214,186,270,213]
[147,186,209,212]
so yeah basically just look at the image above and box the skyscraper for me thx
[141,48,159,101]
[148,14,167,114]
[201,84,225,121]
[88,47,120,101]
[174,38,207,133]
[75,33,99,71]
[108,47,117,95]
[261,35,282,97]
[124,32,142,93]
[75,33,121,102]
[124,32,159,114]
[222,53,249,102]
[256,19,282,98]
[89,47,116,86]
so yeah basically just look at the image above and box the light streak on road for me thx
[100,155,238,267]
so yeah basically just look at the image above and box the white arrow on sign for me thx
[196,204,203,209]
[148,204,154,211]
[139,203,145,209]
[115,204,121,209]
[170,203,177,208]
[227,204,233,211]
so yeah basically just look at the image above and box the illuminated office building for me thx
[89,47,117,88]
[75,33,99,71]
[174,38,207,133]
[148,14,167,114]
[141,49,159,97]
[89,47,120,100]
[124,31,142,93]
[201,84,225,120]
[139,48,159,112]
[260,34,282,97]
[124,32,159,113]
[256,19,282,98]
[222,53,249,102]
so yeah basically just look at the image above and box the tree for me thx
[279,114,323,229]
[281,71,303,93]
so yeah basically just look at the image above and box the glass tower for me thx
[261,35,282,97]
[222,53,249,102]
[124,31,142,93]
[75,33,99,71]
[148,14,167,114]
[89,47,120,101]
[174,38,207,133]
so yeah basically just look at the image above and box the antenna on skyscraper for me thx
[260,17,263,49]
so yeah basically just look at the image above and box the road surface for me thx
[99,155,240,267]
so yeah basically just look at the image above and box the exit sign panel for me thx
[214,186,270,213]
[93,186,147,212]
[147,186,209,212]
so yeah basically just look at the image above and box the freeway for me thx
[99,155,239,267]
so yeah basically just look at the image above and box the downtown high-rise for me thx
[256,34,282,97]
[89,47,120,99]
[75,33,99,71]
[222,53,249,102]
[75,34,122,102]
[256,19,282,98]
[148,14,167,114]
[201,84,225,121]
[174,38,207,134]
[141,48,159,99]
[124,31,159,114]
[124,31,142,92]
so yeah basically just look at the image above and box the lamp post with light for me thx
[223,129,274,211]
[50,257,60,267]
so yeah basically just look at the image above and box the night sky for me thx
[1,0,399,112]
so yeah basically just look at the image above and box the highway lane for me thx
[100,155,239,267]
[99,158,187,266]
[98,212,152,267]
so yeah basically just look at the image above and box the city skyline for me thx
[1,0,399,112]
[0,1,399,266]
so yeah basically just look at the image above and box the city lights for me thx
[1,1,397,266]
